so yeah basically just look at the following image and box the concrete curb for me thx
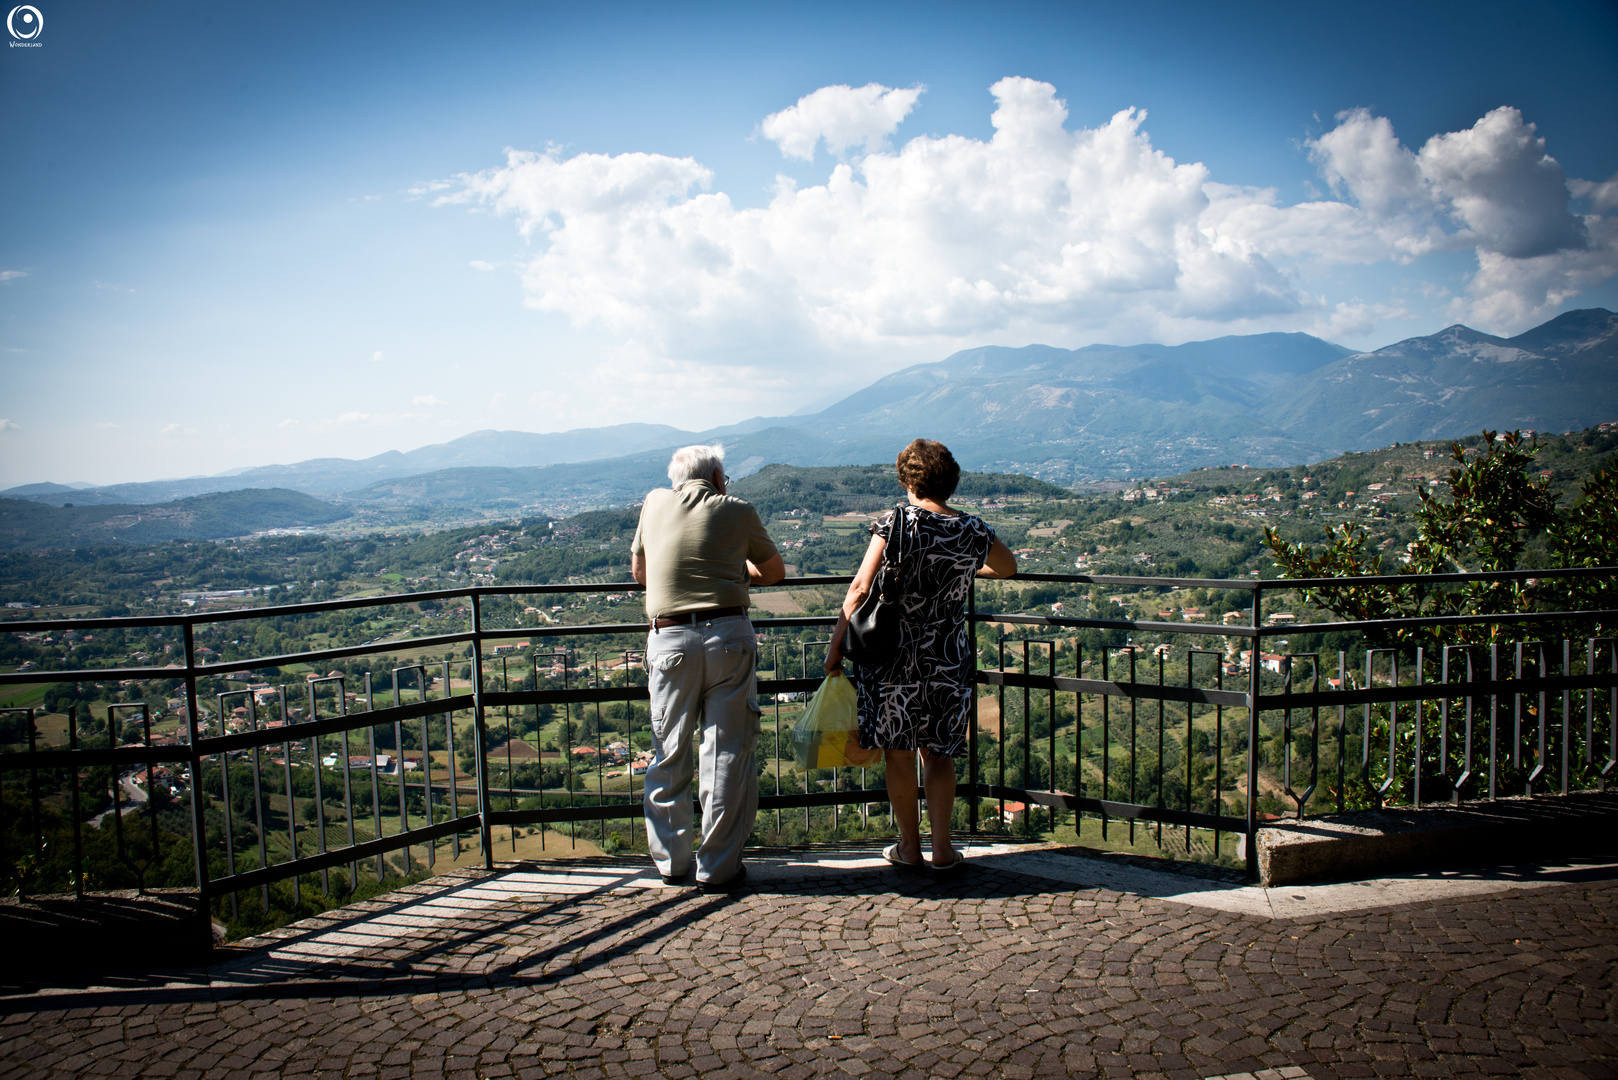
[1257,790,1618,886]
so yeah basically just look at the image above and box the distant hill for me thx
[0,481,95,497]
[339,426,844,511]
[343,455,674,510]
[0,489,351,551]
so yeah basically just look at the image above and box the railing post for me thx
[1561,638,1572,796]
[1245,582,1262,880]
[68,705,83,898]
[968,579,979,835]
[27,706,40,878]
[471,592,495,869]
[182,619,211,914]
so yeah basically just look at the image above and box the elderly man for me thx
[631,443,784,893]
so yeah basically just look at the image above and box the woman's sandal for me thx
[929,850,966,871]
[883,843,925,869]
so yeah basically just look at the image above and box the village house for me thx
[1238,651,1289,674]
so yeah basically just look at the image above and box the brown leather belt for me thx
[652,605,749,629]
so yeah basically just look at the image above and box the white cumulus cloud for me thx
[412,395,447,407]
[445,79,1618,375]
[0,419,19,431]
[0,271,26,284]
[452,78,1307,362]
[1300,105,1611,326]
[1571,172,1618,213]
[760,82,924,161]
[1418,107,1586,259]
[1452,214,1618,329]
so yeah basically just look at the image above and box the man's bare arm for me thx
[631,551,647,586]
[749,552,786,586]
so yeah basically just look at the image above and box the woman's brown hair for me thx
[895,439,960,501]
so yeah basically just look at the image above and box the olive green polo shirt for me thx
[631,480,780,618]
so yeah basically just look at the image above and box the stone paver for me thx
[1,844,1615,1080]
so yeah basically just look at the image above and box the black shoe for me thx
[696,863,748,895]
[660,869,689,886]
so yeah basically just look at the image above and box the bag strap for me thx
[875,503,908,603]
[885,503,907,568]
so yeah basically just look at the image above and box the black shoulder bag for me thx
[843,504,909,667]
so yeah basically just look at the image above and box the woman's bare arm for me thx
[977,536,1018,578]
[825,533,886,673]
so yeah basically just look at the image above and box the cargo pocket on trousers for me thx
[648,652,682,739]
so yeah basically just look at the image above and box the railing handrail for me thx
[0,574,852,635]
[4,564,1606,637]
[5,565,1611,680]
[2,566,1614,900]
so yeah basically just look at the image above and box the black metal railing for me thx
[2,567,1614,903]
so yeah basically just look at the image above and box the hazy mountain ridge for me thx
[7,311,1613,510]
[1258,309,1618,448]
[6,423,692,507]
[806,334,1357,482]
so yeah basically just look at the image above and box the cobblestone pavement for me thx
[1,844,1615,1080]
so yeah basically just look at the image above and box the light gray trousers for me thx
[643,615,759,884]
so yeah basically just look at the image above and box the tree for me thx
[1264,431,1617,804]
[1264,431,1615,647]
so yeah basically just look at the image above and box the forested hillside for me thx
[731,464,1070,517]
[0,489,350,551]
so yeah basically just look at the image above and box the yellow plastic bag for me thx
[791,672,881,769]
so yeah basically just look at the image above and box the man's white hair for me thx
[667,443,725,486]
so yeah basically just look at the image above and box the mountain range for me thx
[8,308,1615,513]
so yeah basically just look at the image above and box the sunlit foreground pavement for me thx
[3,842,1616,1080]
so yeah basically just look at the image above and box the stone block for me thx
[1256,791,1618,886]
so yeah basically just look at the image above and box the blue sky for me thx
[3,0,1616,487]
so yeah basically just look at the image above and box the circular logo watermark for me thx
[6,4,42,40]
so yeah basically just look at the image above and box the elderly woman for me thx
[825,439,1017,869]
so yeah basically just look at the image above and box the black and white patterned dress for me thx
[851,504,996,758]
